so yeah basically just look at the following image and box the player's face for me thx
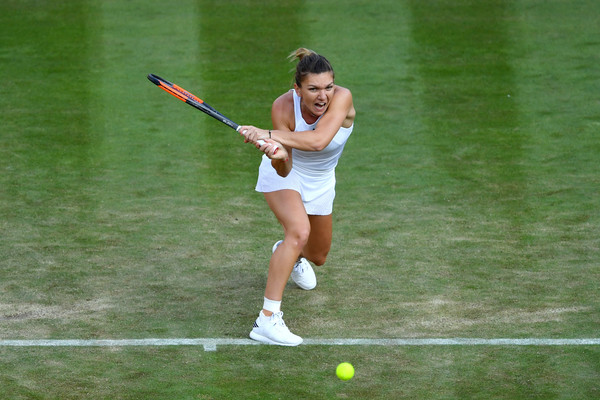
[295,72,335,122]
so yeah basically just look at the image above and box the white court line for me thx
[0,338,599,351]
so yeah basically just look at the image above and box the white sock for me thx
[262,297,281,314]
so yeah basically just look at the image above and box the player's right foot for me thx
[249,311,303,346]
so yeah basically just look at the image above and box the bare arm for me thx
[241,86,354,152]
[268,125,293,178]
[264,92,292,177]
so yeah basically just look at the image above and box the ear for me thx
[293,83,301,97]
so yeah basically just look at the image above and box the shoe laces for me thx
[294,258,308,273]
[270,311,287,327]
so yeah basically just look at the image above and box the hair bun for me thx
[288,48,334,86]
[289,47,315,61]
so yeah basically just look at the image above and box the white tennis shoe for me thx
[249,311,303,346]
[291,257,317,290]
[272,239,283,254]
[272,240,317,290]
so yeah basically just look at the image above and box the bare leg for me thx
[302,214,333,266]
[262,190,310,314]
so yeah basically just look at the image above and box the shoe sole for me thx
[293,280,317,290]
[249,331,303,346]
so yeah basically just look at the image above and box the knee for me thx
[307,244,330,266]
[286,225,311,252]
[311,252,328,267]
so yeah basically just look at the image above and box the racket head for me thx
[147,74,277,153]
[148,73,239,131]
[148,74,203,104]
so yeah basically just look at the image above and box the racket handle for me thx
[237,127,279,154]
[258,140,279,155]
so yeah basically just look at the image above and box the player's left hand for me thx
[259,139,286,160]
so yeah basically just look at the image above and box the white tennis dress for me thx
[255,90,353,215]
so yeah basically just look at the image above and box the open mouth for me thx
[314,102,327,112]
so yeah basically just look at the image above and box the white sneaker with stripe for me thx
[249,311,303,346]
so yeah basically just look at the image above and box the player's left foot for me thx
[291,258,317,290]
[272,240,283,254]
[272,240,317,290]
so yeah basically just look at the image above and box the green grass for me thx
[0,346,598,399]
[1,0,599,398]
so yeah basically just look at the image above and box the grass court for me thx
[1,0,599,398]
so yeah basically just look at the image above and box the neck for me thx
[300,102,319,124]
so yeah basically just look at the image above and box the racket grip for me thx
[257,139,279,155]
[236,126,279,155]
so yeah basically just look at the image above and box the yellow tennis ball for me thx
[336,362,354,381]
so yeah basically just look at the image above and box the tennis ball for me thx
[336,362,354,381]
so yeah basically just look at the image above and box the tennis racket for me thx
[147,74,276,152]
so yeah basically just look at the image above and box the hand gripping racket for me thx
[147,74,277,153]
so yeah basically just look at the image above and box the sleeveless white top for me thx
[291,89,353,177]
[255,89,353,215]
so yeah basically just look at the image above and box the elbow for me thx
[310,140,328,152]
[308,131,333,151]
[277,169,291,178]
[272,160,291,177]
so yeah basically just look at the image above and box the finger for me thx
[264,139,279,154]
[236,126,249,137]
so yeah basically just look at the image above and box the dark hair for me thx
[288,48,334,87]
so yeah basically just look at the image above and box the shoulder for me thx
[272,90,294,113]
[333,85,355,127]
[331,85,354,110]
[334,85,352,100]
[271,90,295,130]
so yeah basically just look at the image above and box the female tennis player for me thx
[239,48,355,346]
